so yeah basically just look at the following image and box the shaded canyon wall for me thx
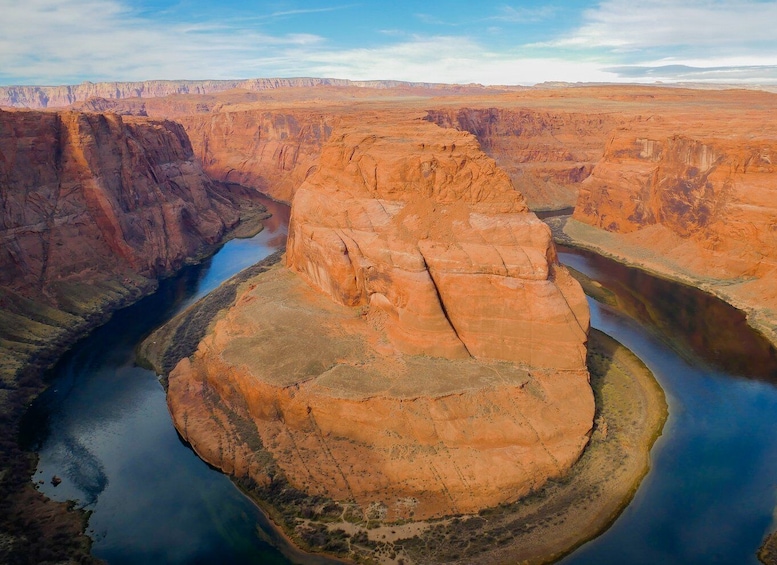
[0,108,260,377]
[425,108,615,210]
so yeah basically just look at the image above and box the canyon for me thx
[2,80,777,564]
[570,103,777,345]
[0,108,266,381]
[0,107,265,562]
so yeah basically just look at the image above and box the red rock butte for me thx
[287,116,590,370]
[168,115,595,520]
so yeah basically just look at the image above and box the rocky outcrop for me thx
[0,107,268,564]
[425,108,615,210]
[0,78,491,109]
[167,118,594,522]
[0,108,263,378]
[575,129,777,277]
[0,109,249,294]
[287,118,590,369]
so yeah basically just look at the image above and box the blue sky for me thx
[2,0,777,86]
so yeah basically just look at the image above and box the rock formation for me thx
[179,110,334,203]
[0,108,262,377]
[576,131,777,264]
[287,117,590,369]
[426,108,614,210]
[167,117,594,521]
[0,107,269,564]
[572,120,777,342]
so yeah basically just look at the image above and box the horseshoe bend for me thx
[166,117,594,521]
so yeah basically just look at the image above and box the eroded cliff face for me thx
[179,110,334,203]
[425,108,615,210]
[575,130,777,279]
[287,117,590,369]
[0,107,268,563]
[572,125,777,343]
[0,108,260,377]
[167,117,594,522]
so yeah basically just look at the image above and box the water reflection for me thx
[558,245,777,381]
[20,195,300,564]
[19,198,777,564]
[559,247,777,565]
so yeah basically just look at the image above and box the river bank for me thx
[545,215,777,350]
[0,204,269,565]
[143,242,667,565]
[545,213,777,564]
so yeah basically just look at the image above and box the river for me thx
[19,202,777,564]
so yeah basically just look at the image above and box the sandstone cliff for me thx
[287,117,590,369]
[167,118,594,523]
[572,121,777,343]
[425,107,615,210]
[0,108,262,379]
[0,107,267,563]
[179,110,334,203]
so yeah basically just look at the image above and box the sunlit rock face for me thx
[287,117,590,370]
[575,127,777,284]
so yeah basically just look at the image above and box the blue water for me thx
[559,248,777,565]
[20,196,312,565]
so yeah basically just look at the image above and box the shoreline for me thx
[545,214,777,564]
[144,253,668,564]
[545,215,777,349]
[0,207,268,565]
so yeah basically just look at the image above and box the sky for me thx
[2,0,777,86]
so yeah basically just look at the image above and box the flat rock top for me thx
[216,263,535,400]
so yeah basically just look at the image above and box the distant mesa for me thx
[0,77,497,109]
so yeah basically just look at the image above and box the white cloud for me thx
[292,36,618,84]
[269,4,360,18]
[490,5,559,23]
[0,0,326,83]
[557,0,777,50]
[0,0,619,85]
[2,0,777,86]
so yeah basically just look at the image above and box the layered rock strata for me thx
[573,125,777,342]
[168,118,594,521]
[0,108,262,377]
[0,78,493,109]
[426,108,615,210]
[0,107,266,563]
[179,110,334,203]
[287,118,590,369]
